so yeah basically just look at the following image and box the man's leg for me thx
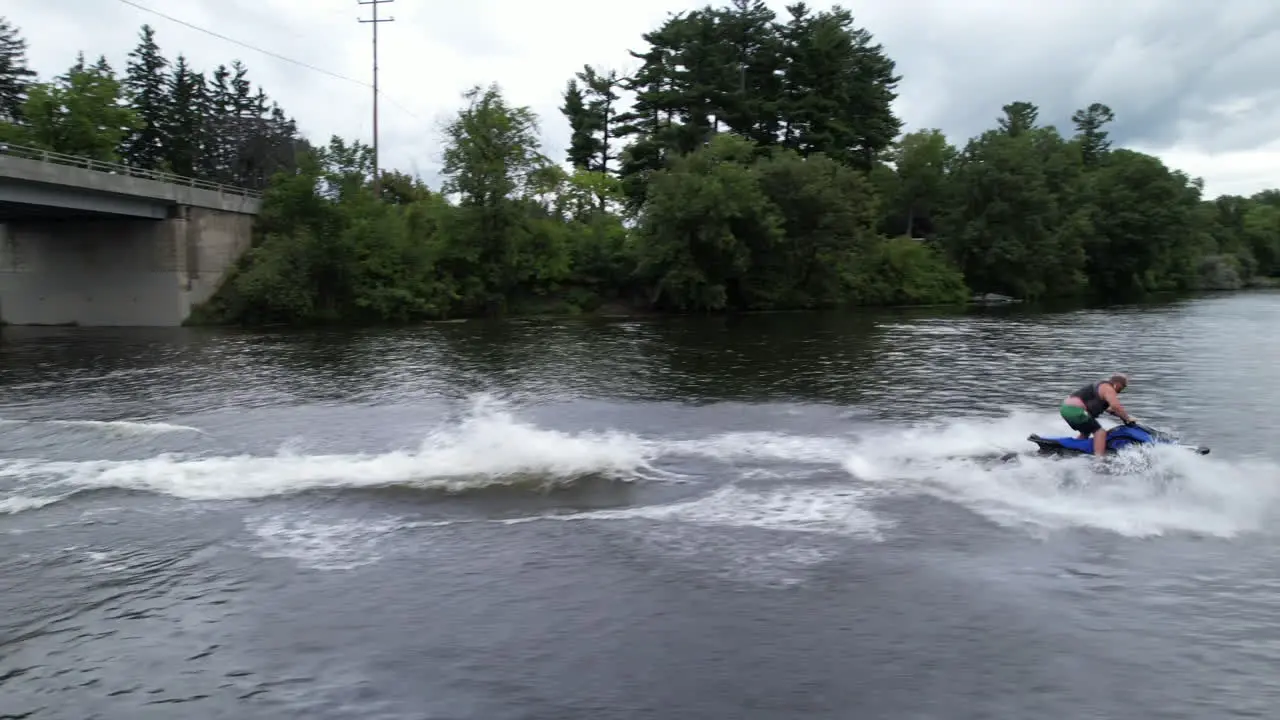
[1084,417,1105,455]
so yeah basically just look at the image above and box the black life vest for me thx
[1070,381,1112,417]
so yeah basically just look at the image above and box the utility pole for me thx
[358,0,394,199]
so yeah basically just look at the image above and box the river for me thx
[2,291,1279,719]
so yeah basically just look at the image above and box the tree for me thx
[749,146,882,307]
[1072,102,1115,166]
[609,2,901,210]
[559,65,619,175]
[6,53,138,161]
[0,17,37,123]
[890,129,956,238]
[711,0,784,146]
[44,5,1249,328]
[163,55,207,177]
[997,101,1039,137]
[939,122,1089,299]
[559,65,621,212]
[121,24,171,170]
[442,83,548,207]
[440,83,564,310]
[178,56,305,190]
[1242,201,1280,278]
[777,4,903,169]
[560,78,593,170]
[635,133,780,311]
[201,63,234,182]
[1084,149,1201,295]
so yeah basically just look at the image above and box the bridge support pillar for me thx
[0,206,252,326]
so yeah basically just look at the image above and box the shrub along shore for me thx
[1,8,1276,327]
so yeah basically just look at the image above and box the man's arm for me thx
[1099,384,1134,422]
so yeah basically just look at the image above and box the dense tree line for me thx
[0,19,306,190]
[1,6,1277,327]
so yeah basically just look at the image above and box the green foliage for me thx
[120,24,169,169]
[883,129,955,238]
[1083,149,1200,295]
[746,146,882,308]
[635,134,781,311]
[192,0,1280,324]
[0,22,306,188]
[8,3,1280,329]
[559,65,619,177]
[1,53,139,161]
[0,16,37,122]
[921,98,1280,300]
[1072,102,1115,166]
[855,238,970,306]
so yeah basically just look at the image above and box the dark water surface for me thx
[3,292,1280,719]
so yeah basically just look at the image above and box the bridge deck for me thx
[0,143,262,219]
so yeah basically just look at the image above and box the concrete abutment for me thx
[0,206,252,326]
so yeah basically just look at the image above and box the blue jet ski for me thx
[1027,421,1209,457]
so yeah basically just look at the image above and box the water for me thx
[2,292,1280,719]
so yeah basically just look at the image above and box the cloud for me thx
[5,0,1279,198]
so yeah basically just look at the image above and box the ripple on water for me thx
[1,294,1280,718]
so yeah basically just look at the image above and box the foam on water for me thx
[0,495,65,514]
[249,516,405,571]
[45,419,205,434]
[0,418,203,434]
[244,483,882,577]
[3,397,1278,543]
[0,401,663,505]
[839,410,1280,538]
[665,431,857,465]
[511,483,886,538]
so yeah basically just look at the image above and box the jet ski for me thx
[1027,421,1209,457]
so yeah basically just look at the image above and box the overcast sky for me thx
[6,0,1280,198]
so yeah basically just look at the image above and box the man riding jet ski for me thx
[1021,373,1210,458]
[1057,373,1135,456]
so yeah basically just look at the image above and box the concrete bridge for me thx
[0,143,261,326]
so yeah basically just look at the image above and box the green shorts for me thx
[1060,404,1101,434]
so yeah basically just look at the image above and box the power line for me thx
[358,0,394,197]
[113,0,364,86]
[111,0,421,121]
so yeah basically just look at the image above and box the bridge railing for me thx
[0,142,263,199]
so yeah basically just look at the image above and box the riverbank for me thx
[181,283,1280,331]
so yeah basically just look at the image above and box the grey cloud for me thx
[872,0,1280,155]
[6,0,1280,197]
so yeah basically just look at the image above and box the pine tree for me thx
[1071,102,1115,166]
[997,101,1039,137]
[613,18,692,210]
[713,0,784,146]
[226,60,257,186]
[121,24,172,170]
[560,78,595,171]
[68,51,87,75]
[662,9,721,153]
[559,65,620,176]
[778,5,902,170]
[164,54,207,177]
[0,17,37,123]
[580,65,620,175]
[260,101,307,187]
[201,63,233,182]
